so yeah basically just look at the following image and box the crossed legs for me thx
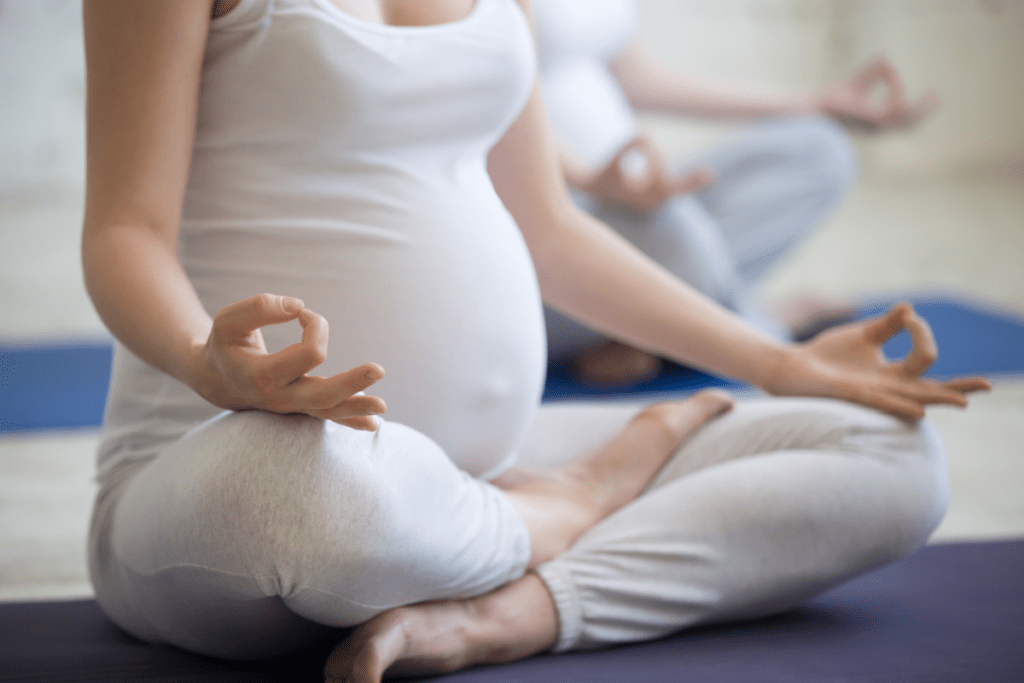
[325,397,948,680]
[90,391,732,661]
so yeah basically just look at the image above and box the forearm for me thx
[534,208,785,386]
[612,44,819,120]
[82,222,210,389]
[491,83,787,387]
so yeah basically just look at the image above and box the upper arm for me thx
[488,0,580,261]
[487,83,579,264]
[82,0,212,248]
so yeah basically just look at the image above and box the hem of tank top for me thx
[306,0,494,36]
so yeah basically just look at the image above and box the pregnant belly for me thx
[182,198,547,478]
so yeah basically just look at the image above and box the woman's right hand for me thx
[192,293,386,431]
[580,136,714,215]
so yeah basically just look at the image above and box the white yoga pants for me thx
[89,396,947,659]
[546,115,858,357]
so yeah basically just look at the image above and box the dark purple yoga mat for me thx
[1,540,1021,682]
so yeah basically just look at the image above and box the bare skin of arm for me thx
[82,0,385,429]
[325,7,986,680]
[563,44,939,216]
[489,75,987,418]
[83,3,987,681]
[611,43,939,129]
[82,0,736,605]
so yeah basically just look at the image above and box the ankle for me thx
[472,575,559,662]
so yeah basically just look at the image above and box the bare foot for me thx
[324,574,557,683]
[323,391,734,683]
[575,339,663,386]
[492,389,734,567]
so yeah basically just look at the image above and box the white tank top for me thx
[534,0,638,169]
[98,0,544,480]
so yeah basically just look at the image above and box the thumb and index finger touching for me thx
[862,303,991,392]
[211,293,387,420]
[215,293,306,338]
[615,136,715,197]
[862,303,936,377]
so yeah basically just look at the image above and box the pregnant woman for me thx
[80,1,987,681]
[535,0,938,384]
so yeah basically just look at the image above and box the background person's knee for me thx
[797,116,859,202]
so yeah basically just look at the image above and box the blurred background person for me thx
[535,0,938,385]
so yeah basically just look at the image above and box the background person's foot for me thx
[575,339,663,386]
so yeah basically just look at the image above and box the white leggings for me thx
[546,116,858,356]
[89,396,947,659]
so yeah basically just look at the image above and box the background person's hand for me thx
[581,135,714,214]
[818,56,940,131]
[193,293,386,430]
[762,303,990,420]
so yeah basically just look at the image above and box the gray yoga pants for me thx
[546,115,858,356]
[89,396,946,658]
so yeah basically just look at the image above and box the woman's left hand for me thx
[762,303,991,420]
[818,57,940,132]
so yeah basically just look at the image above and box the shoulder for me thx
[512,0,532,21]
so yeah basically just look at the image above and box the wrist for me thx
[799,91,827,116]
[178,333,214,397]
[752,341,794,394]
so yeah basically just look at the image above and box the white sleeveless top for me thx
[534,0,638,169]
[98,0,544,480]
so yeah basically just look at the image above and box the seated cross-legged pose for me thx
[80,1,987,682]
[535,0,939,384]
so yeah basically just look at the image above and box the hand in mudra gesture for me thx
[582,135,714,215]
[764,303,991,420]
[195,293,385,430]
[818,57,940,132]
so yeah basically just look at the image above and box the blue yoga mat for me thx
[2,297,1022,434]
[0,341,112,433]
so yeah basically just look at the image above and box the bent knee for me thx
[797,116,858,199]
[889,419,950,554]
[840,410,949,559]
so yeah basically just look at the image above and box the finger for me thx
[876,57,907,108]
[855,386,926,420]
[672,167,715,195]
[863,302,912,345]
[621,137,666,190]
[634,136,667,176]
[257,309,331,385]
[284,362,385,411]
[312,394,387,422]
[899,309,939,377]
[850,57,886,90]
[335,415,380,431]
[941,376,992,394]
[215,293,304,338]
[895,378,968,408]
[617,148,653,191]
[904,91,941,126]
[612,135,653,172]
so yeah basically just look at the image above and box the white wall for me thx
[636,0,1024,180]
[0,0,85,204]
